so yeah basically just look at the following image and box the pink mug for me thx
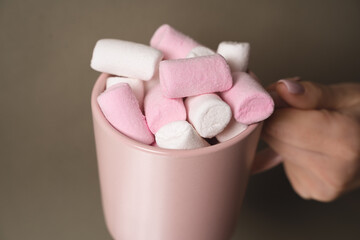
[91,73,279,240]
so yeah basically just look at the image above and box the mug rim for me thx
[91,73,261,157]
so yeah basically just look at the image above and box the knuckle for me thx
[307,168,345,202]
[283,163,311,200]
[326,181,344,198]
[312,178,343,202]
[312,191,339,202]
[341,145,359,164]
[291,182,311,200]
[307,178,342,202]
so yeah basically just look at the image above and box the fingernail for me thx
[277,79,305,94]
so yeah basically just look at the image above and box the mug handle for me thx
[251,148,283,174]
[248,70,284,174]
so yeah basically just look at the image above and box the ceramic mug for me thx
[91,73,278,240]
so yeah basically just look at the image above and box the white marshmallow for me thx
[217,42,250,72]
[186,46,215,58]
[144,76,160,94]
[155,121,210,149]
[91,39,163,80]
[216,118,248,142]
[185,94,232,138]
[106,77,145,108]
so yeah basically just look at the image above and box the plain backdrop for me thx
[0,0,360,239]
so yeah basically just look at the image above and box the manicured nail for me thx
[277,79,305,94]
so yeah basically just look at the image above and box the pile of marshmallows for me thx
[91,24,274,150]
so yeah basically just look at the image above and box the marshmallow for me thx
[106,77,145,108]
[186,46,215,58]
[150,24,200,59]
[185,94,232,138]
[216,118,248,142]
[217,42,250,72]
[155,121,210,149]
[159,54,233,98]
[220,72,274,125]
[144,76,160,94]
[144,84,186,134]
[97,83,154,145]
[91,39,163,80]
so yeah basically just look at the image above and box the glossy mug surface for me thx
[91,73,262,240]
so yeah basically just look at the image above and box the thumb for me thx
[275,79,360,110]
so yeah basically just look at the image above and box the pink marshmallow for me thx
[220,72,274,125]
[97,83,154,145]
[150,24,200,59]
[144,84,186,134]
[159,54,233,98]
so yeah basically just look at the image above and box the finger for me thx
[341,104,360,120]
[263,132,344,177]
[268,91,289,108]
[328,83,360,110]
[262,134,341,202]
[263,114,354,202]
[262,131,323,167]
[283,161,339,202]
[263,108,338,152]
[267,76,301,92]
[283,161,311,199]
[275,80,360,110]
[260,136,328,201]
[267,77,301,108]
[263,128,354,201]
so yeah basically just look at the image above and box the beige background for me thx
[1,0,360,239]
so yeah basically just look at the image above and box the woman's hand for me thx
[262,78,360,202]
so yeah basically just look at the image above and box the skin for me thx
[259,79,360,202]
